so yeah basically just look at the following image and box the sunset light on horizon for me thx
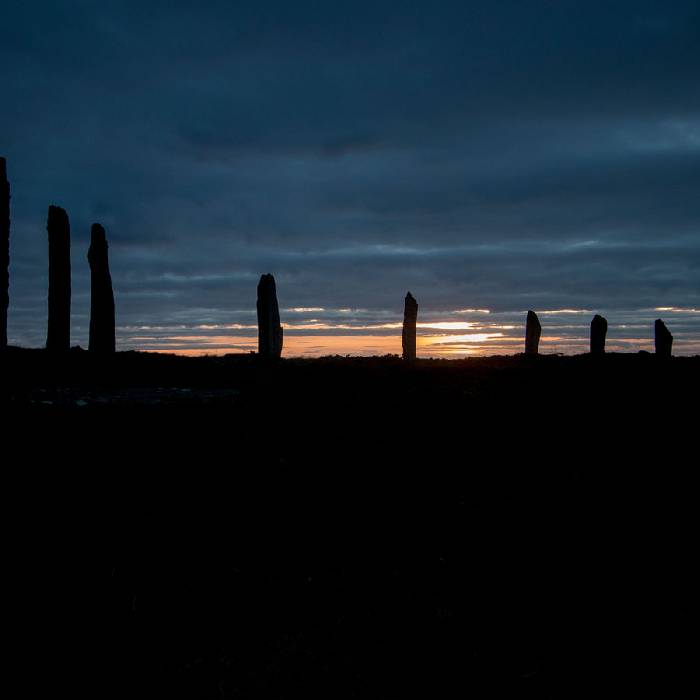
[118,305,700,358]
[3,2,698,358]
[2,2,698,695]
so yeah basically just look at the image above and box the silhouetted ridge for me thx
[590,314,608,355]
[402,292,418,361]
[257,273,283,359]
[88,223,115,354]
[525,310,541,355]
[654,319,673,357]
[46,205,71,351]
[0,157,9,349]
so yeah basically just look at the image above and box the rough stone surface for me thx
[88,223,116,353]
[257,273,283,359]
[0,158,9,349]
[46,205,71,351]
[590,314,608,355]
[525,310,541,355]
[402,292,418,361]
[654,319,673,357]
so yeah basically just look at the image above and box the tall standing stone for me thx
[654,319,673,357]
[525,310,541,355]
[46,205,71,351]
[402,292,418,361]
[590,314,608,355]
[0,158,9,349]
[257,273,283,359]
[88,223,115,354]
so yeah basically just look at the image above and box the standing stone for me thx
[590,314,608,355]
[0,158,9,349]
[46,205,71,351]
[654,319,673,357]
[88,223,115,354]
[402,292,418,361]
[525,310,541,355]
[257,273,283,359]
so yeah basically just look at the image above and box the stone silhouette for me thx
[46,205,71,351]
[402,292,418,361]
[257,273,283,359]
[525,310,541,355]
[88,223,116,354]
[654,319,673,357]
[0,158,9,349]
[590,314,608,355]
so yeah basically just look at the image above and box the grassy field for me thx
[3,349,698,697]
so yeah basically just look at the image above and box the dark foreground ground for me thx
[2,348,698,698]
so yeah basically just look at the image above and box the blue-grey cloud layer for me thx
[1,1,699,351]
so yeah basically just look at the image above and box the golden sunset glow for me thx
[416,322,477,330]
[537,309,592,315]
[654,307,700,313]
[147,334,399,356]
[280,322,404,330]
[125,307,700,358]
[422,332,506,344]
[285,307,326,313]
[142,330,518,357]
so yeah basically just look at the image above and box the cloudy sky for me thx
[2,0,699,356]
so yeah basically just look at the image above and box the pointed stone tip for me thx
[47,205,69,227]
[655,318,672,334]
[258,273,277,291]
[91,223,106,243]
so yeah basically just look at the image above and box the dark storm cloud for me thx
[1,1,698,351]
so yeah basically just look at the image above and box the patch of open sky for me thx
[618,118,700,154]
[280,242,520,259]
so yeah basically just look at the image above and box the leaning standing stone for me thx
[257,273,283,359]
[402,292,418,361]
[46,205,71,351]
[88,223,116,353]
[590,314,608,355]
[525,310,541,355]
[654,319,673,357]
[0,158,9,349]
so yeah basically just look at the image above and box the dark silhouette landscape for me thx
[3,346,698,697]
[2,2,699,696]
[1,146,698,697]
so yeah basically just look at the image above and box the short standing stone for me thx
[402,292,418,361]
[0,158,9,349]
[257,273,283,359]
[654,319,673,357]
[88,223,116,353]
[46,205,71,351]
[525,310,541,355]
[590,314,608,354]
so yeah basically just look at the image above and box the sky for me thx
[1,0,699,356]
